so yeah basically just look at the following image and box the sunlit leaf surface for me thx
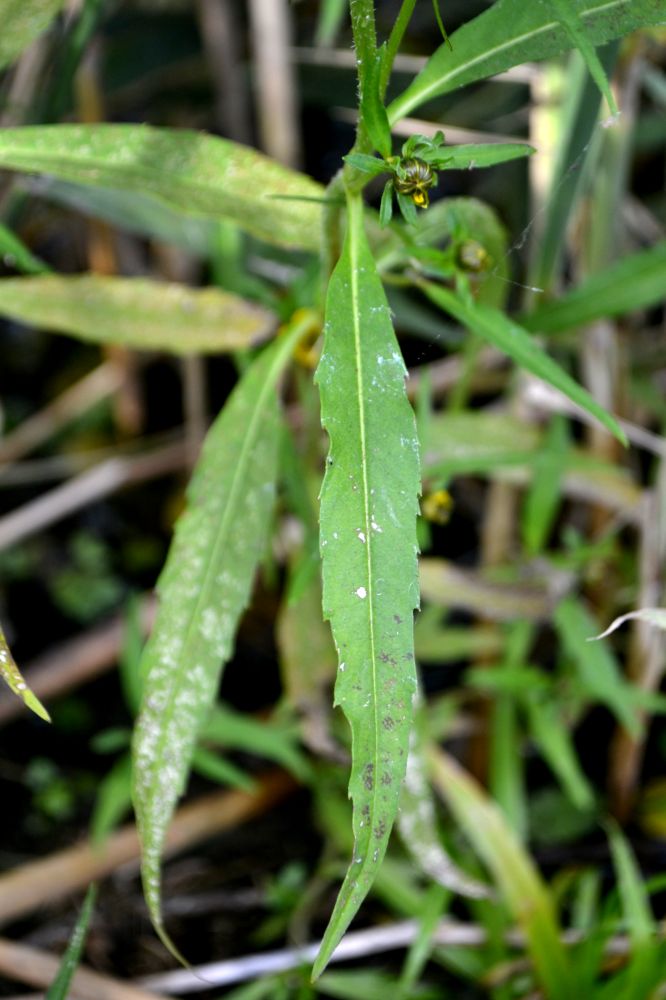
[0,125,324,251]
[0,275,275,355]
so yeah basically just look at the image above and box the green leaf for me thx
[421,282,627,446]
[524,241,666,334]
[315,0,348,46]
[388,0,665,122]
[433,142,535,171]
[0,0,66,71]
[548,0,618,114]
[90,753,132,845]
[0,274,276,355]
[200,703,311,782]
[522,415,569,556]
[344,153,389,178]
[554,596,641,736]
[379,180,394,227]
[360,49,393,159]
[0,125,324,251]
[0,622,50,722]
[132,314,311,960]
[312,192,420,977]
[429,749,576,998]
[0,221,51,275]
[525,695,595,810]
[45,884,97,1000]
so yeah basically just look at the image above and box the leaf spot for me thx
[355,586,367,599]
[363,763,375,791]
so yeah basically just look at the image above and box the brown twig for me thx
[0,770,296,929]
[248,0,302,167]
[0,936,167,1000]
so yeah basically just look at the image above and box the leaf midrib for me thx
[389,0,628,122]
[349,194,381,882]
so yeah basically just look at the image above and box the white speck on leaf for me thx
[356,587,367,599]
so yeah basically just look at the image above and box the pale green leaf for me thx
[0,0,66,71]
[45,884,97,1000]
[0,274,275,355]
[590,607,666,641]
[91,753,132,846]
[421,283,627,445]
[524,241,666,334]
[312,192,420,977]
[439,142,534,171]
[399,691,490,898]
[315,0,348,46]
[388,0,665,122]
[0,622,50,722]
[429,749,576,998]
[132,315,310,959]
[548,0,618,114]
[0,125,324,251]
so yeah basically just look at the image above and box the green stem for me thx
[349,0,378,78]
[380,0,418,97]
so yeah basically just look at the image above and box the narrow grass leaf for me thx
[0,622,50,722]
[313,192,420,976]
[439,143,534,171]
[0,125,323,251]
[91,753,132,845]
[132,316,309,960]
[0,222,50,274]
[549,0,617,113]
[45,884,97,1000]
[0,275,275,355]
[200,703,311,781]
[422,282,627,445]
[429,748,575,998]
[522,415,569,556]
[315,0,348,46]
[554,597,641,735]
[388,0,665,122]
[525,696,595,809]
[524,241,666,334]
[0,0,66,70]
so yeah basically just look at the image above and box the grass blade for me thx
[548,0,617,114]
[524,240,666,334]
[388,0,665,122]
[421,282,627,446]
[132,313,312,960]
[0,622,50,722]
[45,884,97,1000]
[312,191,420,976]
[429,748,576,998]
[0,275,275,354]
[0,125,324,251]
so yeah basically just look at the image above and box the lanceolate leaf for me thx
[388,0,665,122]
[0,622,50,722]
[0,275,275,355]
[45,884,97,1000]
[429,749,576,998]
[438,143,534,171]
[313,192,420,977]
[524,240,666,334]
[132,314,311,957]
[0,0,66,71]
[548,0,618,114]
[0,125,323,251]
[422,282,627,445]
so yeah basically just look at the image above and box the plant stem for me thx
[380,0,418,97]
[349,0,377,79]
